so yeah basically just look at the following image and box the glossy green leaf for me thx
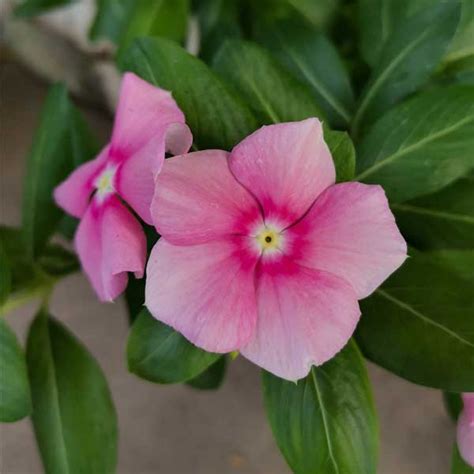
[27,311,117,474]
[186,356,228,390]
[356,251,474,391]
[263,340,378,474]
[356,86,474,203]
[127,309,220,384]
[393,173,474,250]
[14,0,74,17]
[444,392,463,421]
[37,244,79,277]
[0,240,11,306]
[257,19,354,127]
[352,1,461,134]
[357,0,440,67]
[120,37,258,150]
[22,84,98,257]
[0,319,32,422]
[324,129,356,182]
[196,0,242,62]
[452,445,474,474]
[213,40,325,125]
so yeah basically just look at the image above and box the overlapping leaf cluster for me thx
[3,0,473,472]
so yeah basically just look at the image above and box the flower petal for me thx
[115,137,162,225]
[54,146,109,218]
[75,196,146,302]
[457,393,474,467]
[229,118,335,227]
[241,259,360,381]
[287,182,407,299]
[151,150,262,245]
[145,238,258,353]
[109,72,191,162]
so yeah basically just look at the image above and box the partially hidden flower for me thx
[145,118,407,381]
[457,393,474,466]
[54,72,192,302]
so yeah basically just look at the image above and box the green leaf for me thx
[127,309,220,384]
[256,19,354,127]
[27,311,117,474]
[14,0,74,17]
[196,0,243,62]
[356,86,474,203]
[186,356,228,390]
[118,0,189,54]
[37,244,80,277]
[432,250,474,282]
[0,227,53,314]
[352,1,461,134]
[444,392,463,421]
[120,37,258,150]
[357,0,440,67]
[22,84,98,257]
[452,444,474,474]
[324,129,356,182]
[0,227,79,314]
[445,0,474,65]
[213,40,325,125]
[392,173,474,250]
[89,0,136,44]
[262,340,378,474]
[0,319,32,422]
[356,251,474,391]
[0,240,11,306]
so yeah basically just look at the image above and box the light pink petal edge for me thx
[145,238,258,353]
[241,261,360,381]
[287,182,407,299]
[230,118,335,228]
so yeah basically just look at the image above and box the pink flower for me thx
[457,393,474,466]
[145,118,407,380]
[54,73,192,302]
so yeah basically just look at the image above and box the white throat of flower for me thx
[94,166,117,201]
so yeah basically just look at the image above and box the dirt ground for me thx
[0,63,456,474]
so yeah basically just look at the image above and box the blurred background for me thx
[0,1,459,472]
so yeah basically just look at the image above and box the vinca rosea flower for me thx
[145,118,407,380]
[54,73,192,301]
[458,393,474,466]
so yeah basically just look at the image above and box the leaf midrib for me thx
[376,289,474,348]
[277,40,351,123]
[356,113,474,180]
[353,23,433,130]
[311,369,340,474]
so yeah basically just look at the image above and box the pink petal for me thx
[54,146,109,218]
[145,238,258,353]
[115,136,162,225]
[151,150,262,245]
[75,196,146,302]
[458,393,474,467]
[286,182,407,299]
[241,259,360,381]
[109,72,191,162]
[229,118,335,227]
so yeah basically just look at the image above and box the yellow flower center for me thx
[256,228,282,252]
[95,167,116,199]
